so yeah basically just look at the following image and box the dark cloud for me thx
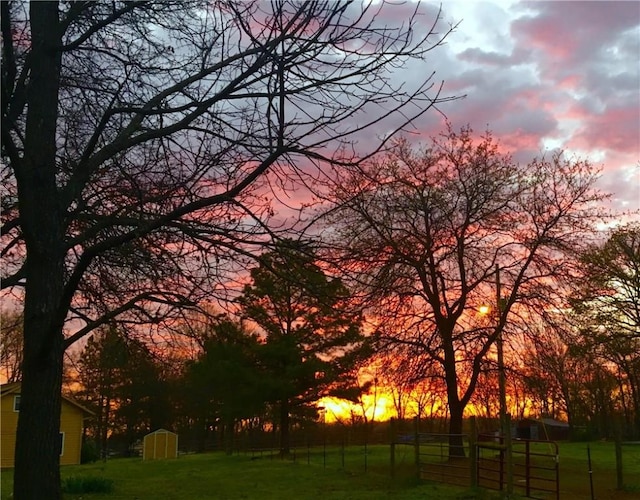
[315,1,640,211]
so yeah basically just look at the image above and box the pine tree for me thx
[240,241,367,455]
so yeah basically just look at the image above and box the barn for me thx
[143,429,178,460]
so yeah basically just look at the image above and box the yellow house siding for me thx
[1,393,20,468]
[59,400,84,466]
[0,384,90,468]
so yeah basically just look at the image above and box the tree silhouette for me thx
[77,326,170,457]
[325,126,607,456]
[0,1,456,495]
[571,224,640,438]
[183,317,265,453]
[240,241,367,455]
[0,311,23,383]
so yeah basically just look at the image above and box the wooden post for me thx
[505,413,514,496]
[525,438,530,497]
[496,266,513,497]
[414,416,420,480]
[614,416,623,490]
[469,416,478,488]
[499,444,504,492]
[390,418,396,479]
[364,436,368,473]
[587,445,595,500]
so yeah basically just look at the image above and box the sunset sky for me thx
[363,0,639,215]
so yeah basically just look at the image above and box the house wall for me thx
[1,393,20,468]
[60,400,84,465]
[1,392,84,467]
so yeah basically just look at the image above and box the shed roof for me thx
[145,428,177,435]
[539,418,569,428]
[519,417,569,428]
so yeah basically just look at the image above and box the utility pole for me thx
[496,265,513,496]
[496,265,506,432]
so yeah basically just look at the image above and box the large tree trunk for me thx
[13,2,65,499]
[14,330,65,499]
[279,399,290,456]
[442,332,466,459]
[447,401,466,459]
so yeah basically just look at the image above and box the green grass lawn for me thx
[556,441,640,499]
[0,449,490,500]
[1,441,638,499]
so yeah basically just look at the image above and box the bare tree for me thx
[570,224,640,437]
[324,125,607,456]
[0,311,24,383]
[573,224,640,340]
[0,1,457,496]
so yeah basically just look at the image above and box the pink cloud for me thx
[513,2,638,58]
[344,1,639,212]
[557,75,581,91]
[570,105,640,155]
[512,15,577,60]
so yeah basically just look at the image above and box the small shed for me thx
[143,429,178,460]
[516,418,570,441]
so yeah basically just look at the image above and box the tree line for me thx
[5,217,637,459]
[1,1,637,498]
[4,142,637,458]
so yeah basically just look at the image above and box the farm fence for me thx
[391,416,560,499]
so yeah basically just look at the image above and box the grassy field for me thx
[1,441,638,499]
[557,440,640,499]
[0,449,489,500]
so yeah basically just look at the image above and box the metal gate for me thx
[417,433,470,487]
[477,435,559,500]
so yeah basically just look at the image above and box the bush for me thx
[61,476,114,494]
[81,438,100,464]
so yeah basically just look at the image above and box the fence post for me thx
[390,418,396,479]
[587,444,595,500]
[525,439,530,497]
[364,435,368,473]
[505,413,514,496]
[499,444,504,492]
[414,416,420,480]
[555,442,560,500]
[614,416,623,490]
[469,416,477,488]
[322,419,327,468]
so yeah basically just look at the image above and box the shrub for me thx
[61,476,114,494]
[81,438,100,464]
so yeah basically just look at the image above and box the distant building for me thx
[143,428,178,460]
[516,418,570,441]
[1,382,93,467]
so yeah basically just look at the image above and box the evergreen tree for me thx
[183,318,265,453]
[77,327,170,457]
[240,241,367,455]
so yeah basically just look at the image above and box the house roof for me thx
[0,382,94,416]
[0,381,21,397]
